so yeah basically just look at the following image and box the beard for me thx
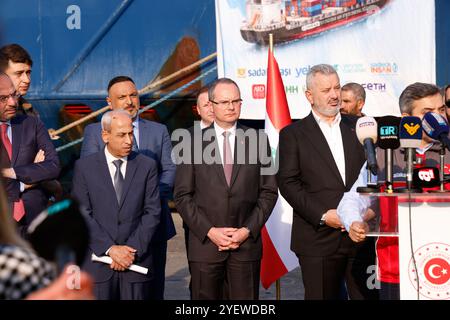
[314,104,340,117]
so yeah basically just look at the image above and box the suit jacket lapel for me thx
[304,113,344,185]
[137,118,147,151]
[229,123,244,188]
[119,152,138,209]
[97,150,118,207]
[10,118,22,166]
[206,125,229,187]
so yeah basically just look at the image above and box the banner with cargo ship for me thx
[216,0,436,119]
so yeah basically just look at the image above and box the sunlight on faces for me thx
[211,83,241,129]
[107,81,140,119]
[340,90,363,116]
[102,114,134,158]
[306,73,341,119]
[407,93,447,144]
[4,61,31,96]
[0,74,18,121]
[196,91,214,126]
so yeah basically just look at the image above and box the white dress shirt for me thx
[312,109,346,184]
[132,117,140,149]
[214,122,236,165]
[200,120,210,130]
[104,147,128,188]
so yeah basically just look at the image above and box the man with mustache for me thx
[81,76,176,299]
[277,64,377,300]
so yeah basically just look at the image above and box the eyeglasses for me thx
[0,93,21,104]
[210,99,242,108]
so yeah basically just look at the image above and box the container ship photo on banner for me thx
[241,0,391,45]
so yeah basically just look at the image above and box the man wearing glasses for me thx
[0,72,60,236]
[174,78,278,299]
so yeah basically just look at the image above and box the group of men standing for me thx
[1,42,449,301]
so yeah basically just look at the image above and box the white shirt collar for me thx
[311,109,341,126]
[214,121,237,137]
[132,117,139,129]
[200,120,211,130]
[104,145,128,163]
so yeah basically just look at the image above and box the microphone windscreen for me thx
[422,112,449,140]
[27,198,89,267]
[413,167,440,188]
[377,116,401,149]
[399,116,422,148]
[356,116,378,145]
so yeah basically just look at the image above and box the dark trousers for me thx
[190,255,260,300]
[298,239,378,300]
[380,281,400,300]
[182,222,192,299]
[94,272,151,300]
[148,240,167,300]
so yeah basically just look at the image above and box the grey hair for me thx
[101,110,131,132]
[399,82,441,115]
[306,64,338,90]
[341,82,366,102]
[208,77,240,102]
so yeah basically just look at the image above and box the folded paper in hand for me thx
[91,254,148,275]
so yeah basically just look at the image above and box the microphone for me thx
[397,116,422,192]
[413,167,440,189]
[377,116,401,191]
[422,112,450,151]
[356,116,378,175]
[27,198,90,273]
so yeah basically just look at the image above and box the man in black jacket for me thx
[277,64,377,300]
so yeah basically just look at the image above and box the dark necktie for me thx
[222,131,232,186]
[113,159,124,203]
[0,123,25,221]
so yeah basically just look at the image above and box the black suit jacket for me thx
[277,113,365,257]
[174,123,278,263]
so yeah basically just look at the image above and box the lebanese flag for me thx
[260,47,299,289]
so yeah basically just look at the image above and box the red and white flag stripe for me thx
[260,48,299,289]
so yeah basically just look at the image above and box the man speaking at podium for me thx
[338,82,450,300]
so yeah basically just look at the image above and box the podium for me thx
[361,193,450,300]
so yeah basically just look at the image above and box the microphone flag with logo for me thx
[356,116,378,175]
[399,116,422,148]
[422,112,450,151]
[377,116,401,150]
[261,45,298,290]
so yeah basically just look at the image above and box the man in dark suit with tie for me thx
[80,76,175,299]
[174,78,278,300]
[0,72,60,235]
[277,64,377,300]
[72,110,161,300]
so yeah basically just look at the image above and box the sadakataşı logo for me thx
[408,242,450,300]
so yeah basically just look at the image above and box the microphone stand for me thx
[396,148,422,193]
[429,143,449,193]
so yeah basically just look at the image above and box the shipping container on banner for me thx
[216,0,436,119]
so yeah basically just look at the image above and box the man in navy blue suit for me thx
[0,72,60,235]
[72,110,161,300]
[80,76,175,299]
